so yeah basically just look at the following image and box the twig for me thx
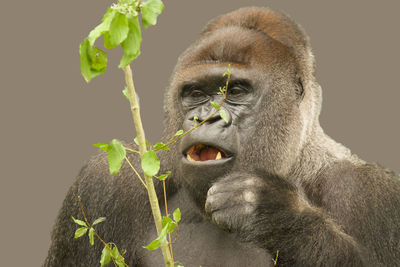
[163,179,175,263]
[125,156,148,190]
[125,147,140,154]
[273,250,279,266]
[155,65,232,151]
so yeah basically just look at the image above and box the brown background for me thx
[1,0,399,265]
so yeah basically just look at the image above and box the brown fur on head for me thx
[201,7,314,73]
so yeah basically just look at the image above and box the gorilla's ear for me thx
[295,73,305,101]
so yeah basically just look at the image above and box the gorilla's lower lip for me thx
[184,144,229,162]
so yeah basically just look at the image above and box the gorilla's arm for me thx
[44,150,159,266]
[205,165,400,266]
[318,162,400,265]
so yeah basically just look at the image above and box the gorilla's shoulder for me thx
[325,160,398,183]
[318,160,400,204]
[73,148,149,205]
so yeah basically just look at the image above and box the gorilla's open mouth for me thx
[185,144,228,162]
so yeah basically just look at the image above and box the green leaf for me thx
[90,48,107,71]
[162,216,173,227]
[174,130,184,136]
[157,171,171,181]
[104,12,129,49]
[72,216,87,227]
[88,8,116,46]
[119,15,142,68]
[143,223,169,251]
[74,227,88,239]
[166,221,177,234]
[89,227,95,245]
[173,208,181,223]
[112,246,125,262]
[161,216,177,234]
[193,116,199,122]
[134,137,150,147]
[79,38,107,82]
[219,109,229,124]
[122,88,130,100]
[210,101,220,110]
[111,246,119,258]
[141,0,165,29]
[100,246,111,267]
[93,143,109,151]
[153,142,170,151]
[144,237,162,251]
[107,139,126,175]
[92,217,106,226]
[141,150,160,177]
[94,141,125,174]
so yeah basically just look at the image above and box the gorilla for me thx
[45,7,400,266]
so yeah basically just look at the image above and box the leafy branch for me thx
[73,196,128,267]
[76,0,233,266]
[79,0,174,265]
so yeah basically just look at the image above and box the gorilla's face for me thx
[177,65,261,206]
[164,22,311,208]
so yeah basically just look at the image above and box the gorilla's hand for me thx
[205,171,302,246]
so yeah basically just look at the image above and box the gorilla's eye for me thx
[226,84,250,102]
[229,87,246,96]
[181,85,209,105]
[190,90,206,98]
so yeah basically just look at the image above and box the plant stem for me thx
[124,156,147,190]
[125,147,140,154]
[123,65,173,267]
[163,180,174,262]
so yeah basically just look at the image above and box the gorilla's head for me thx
[163,7,323,207]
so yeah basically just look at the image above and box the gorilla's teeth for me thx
[187,154,195,161]
[216,152,222,160]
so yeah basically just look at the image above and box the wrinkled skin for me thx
[45,7,400,267]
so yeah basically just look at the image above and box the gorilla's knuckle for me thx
[212,211,224,225]
[242,189,257,203]
[243,178,256,186]
[243,176,263,187]
[207,185,218,196]
[205,196,216,210]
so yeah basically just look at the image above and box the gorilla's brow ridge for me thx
[186,60,248,68]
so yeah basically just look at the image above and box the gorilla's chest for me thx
[139,220,271,267]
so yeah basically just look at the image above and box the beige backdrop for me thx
[1,0,399,265]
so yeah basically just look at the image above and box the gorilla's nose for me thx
[193,107,232,126]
